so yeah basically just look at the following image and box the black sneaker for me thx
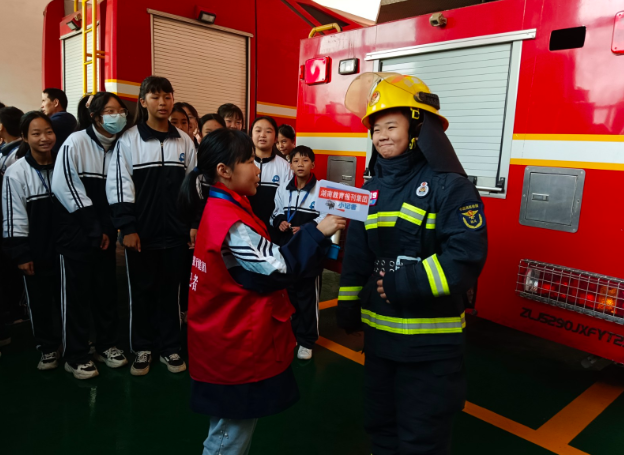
[131,351,152,376]
[38,351,59,370]
[94,347,128,369]
[160,353,187,373]
[64,360,99,379]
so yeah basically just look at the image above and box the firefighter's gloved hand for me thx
[336,305,363,334]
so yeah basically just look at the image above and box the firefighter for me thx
[337,72,488,455]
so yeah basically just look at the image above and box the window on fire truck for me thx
[381,42,516,192]
[549,26,586,51]
[62,30,99,118]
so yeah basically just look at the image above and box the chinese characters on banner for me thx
[316,179,371,222]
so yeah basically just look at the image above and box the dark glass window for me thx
[549,26,586,51]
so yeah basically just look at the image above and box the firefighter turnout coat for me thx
[337,149,488,361]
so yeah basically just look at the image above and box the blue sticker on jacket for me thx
[272,175,280,183]
[310,201,315,209]
[458,201,485,230]
[179,153,185,162]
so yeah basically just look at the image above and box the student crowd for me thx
[0,77,326,380]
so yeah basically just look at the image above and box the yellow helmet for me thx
[344,72,449,131]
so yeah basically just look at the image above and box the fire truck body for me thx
[297,0,624,363]
[41,0,360,127]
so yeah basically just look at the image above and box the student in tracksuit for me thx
[2,111,61,369]
[338,73,488,455]
[52,92,130,379]
[248,116,292,239]
[106,76,196,376]
[178,128,346,455]
[0,106,25,345]
[271,146,326,360]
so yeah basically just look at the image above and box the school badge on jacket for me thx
[416,182,429,197]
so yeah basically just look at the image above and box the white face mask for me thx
[101,114,127,134]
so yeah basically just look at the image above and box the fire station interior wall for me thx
[0,0,57,110]
[381,43,513,188]
[62,31,99,118]
[151,16,247,122]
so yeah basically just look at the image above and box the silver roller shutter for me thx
[152,16,247,121]
[62,31,98,118]
[381,43,513,188]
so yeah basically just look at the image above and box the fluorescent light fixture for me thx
[198,10,216,24]
[339,58,359,75]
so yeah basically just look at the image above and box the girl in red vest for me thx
[178,128,345,455]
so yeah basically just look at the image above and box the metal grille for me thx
[516,260,624,324]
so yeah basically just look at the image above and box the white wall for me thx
[313,0,381,22]
[0,0,57,111]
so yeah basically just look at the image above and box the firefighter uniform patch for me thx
[416,182,429,197]
[458,201,485,230]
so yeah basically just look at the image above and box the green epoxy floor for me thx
[2,250,624,455]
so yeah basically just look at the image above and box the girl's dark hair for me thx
[218,103,244,122]
[251,116,278,134]
[77,92,131,133]
[0,106,25,137]
[16,111,54,159]
[171,104,190,123]
[134,76,174,124]
[277,124,296,141]
[198,113,226,131]
[178,129,254,222]
[177,102,199,121]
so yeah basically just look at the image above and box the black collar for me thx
[86,125,118,151]
[137,122,181,142]
[1,139,22,156]
[255,151,277,164]
[375,149,427,188]
[25,150,54,171]
[286,174,317,192]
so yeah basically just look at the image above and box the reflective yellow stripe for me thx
[365,203,429,230]
[338,286,363,301]
[423,254,450,297]
[426,213,437,230]
[361,309,465,334]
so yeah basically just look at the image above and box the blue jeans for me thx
[202,417,259,455]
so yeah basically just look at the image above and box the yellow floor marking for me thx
[317,336,364,365]
[317,299,622,454]
[535,381,624,444]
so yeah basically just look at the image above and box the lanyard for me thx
[287,189,310,224]
[35,169,50,194]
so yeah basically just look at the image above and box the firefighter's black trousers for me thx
[23,267,61,354]
[287,274,321,349]
[59,246,118,364]
[364,350,467,455]
[125,246,186,356]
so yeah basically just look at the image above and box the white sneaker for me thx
[297,346,313,360]
[65,360,99,379]
[131,351,152,376]
[94,347,128,368]
[37,351,59,370]
[160,353,187,373]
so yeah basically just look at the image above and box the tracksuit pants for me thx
[364,350,467,455]
[0,247,25,337]
[22,267,62,354]
[125,245,186,356]
[287,274,321,349]
[59,246,118,364]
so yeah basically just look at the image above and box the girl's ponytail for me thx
[177,129,255,223]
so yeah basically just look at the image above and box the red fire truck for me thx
[41,0,362,128]
[296,0,624,363]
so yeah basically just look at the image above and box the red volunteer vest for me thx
[188,183,295,385]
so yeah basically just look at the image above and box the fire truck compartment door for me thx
[62,30,99,118]
[152,15,248,124]
[519,166,585,233]
[380,43,514,191]
[327,156,356,186]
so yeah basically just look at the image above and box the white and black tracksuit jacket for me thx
[0,140,22,178]
[270,174,326,246]
[248,153,292,232]
[52,126,117,256]
[106,122,197,250]
[2,151,56,268]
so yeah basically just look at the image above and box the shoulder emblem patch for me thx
[416,182,429,197]
[370,190,379,206]
[458,201,485,230]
